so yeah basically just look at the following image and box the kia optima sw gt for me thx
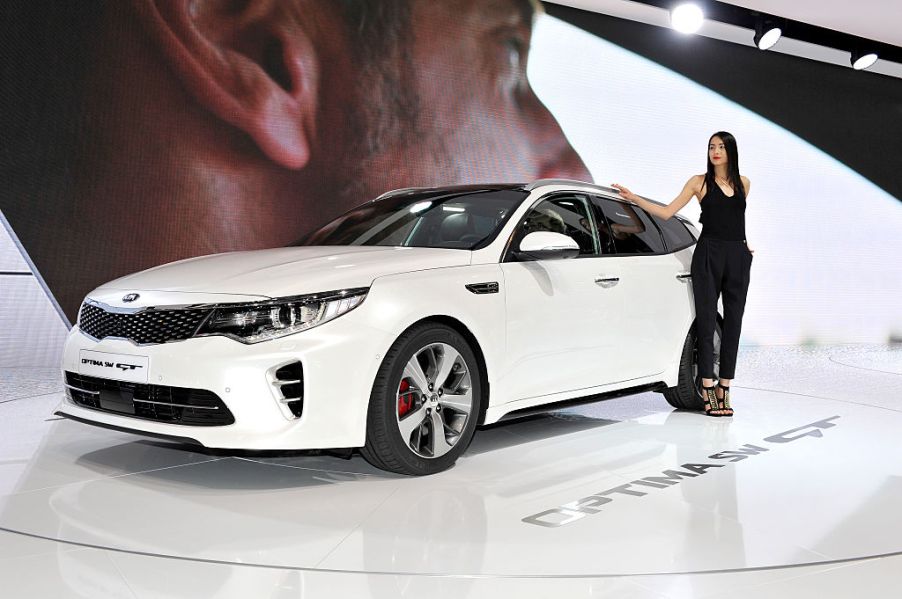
[58,179,721,475]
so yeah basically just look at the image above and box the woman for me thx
[612,131,753,417]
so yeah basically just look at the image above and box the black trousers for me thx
[690,236,753,380]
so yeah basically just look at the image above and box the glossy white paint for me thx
[621,249,696,375]
[501,256,638,399]
[100,246,473,299]
[518,230,580,253]
[57,182,695,450]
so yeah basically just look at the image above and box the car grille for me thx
[65,372,234,426]
[78,302,212,345]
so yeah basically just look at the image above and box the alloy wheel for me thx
[395,342,473,459]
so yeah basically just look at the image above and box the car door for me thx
[592,195,692,377]
[499,193,634,402]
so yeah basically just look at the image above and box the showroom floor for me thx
[1,343,900,598]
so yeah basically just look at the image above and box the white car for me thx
[58,179,721,475]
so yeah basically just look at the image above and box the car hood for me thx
[96,246,472,299]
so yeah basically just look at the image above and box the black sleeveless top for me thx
[698,178,746,241]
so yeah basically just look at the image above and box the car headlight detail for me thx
[195,288,368,344]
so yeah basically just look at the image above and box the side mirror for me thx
[517,231,580,260]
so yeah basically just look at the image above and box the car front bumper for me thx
[56,312,391,450]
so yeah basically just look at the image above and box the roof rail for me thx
[370,187,429,202]
[526,178,692,223]
[525,178,621,195]
[371,183,526,203]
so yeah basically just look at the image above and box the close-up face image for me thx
[2,0,592,325]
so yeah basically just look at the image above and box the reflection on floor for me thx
[0,344,900,598]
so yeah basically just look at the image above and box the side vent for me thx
[465,282,499,295]
[274,361,304,418]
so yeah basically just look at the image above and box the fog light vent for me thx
[274,361,304,419]
[274,362,301,381]
[284,400,303,418]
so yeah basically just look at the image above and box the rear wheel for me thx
[361,323,482,475]
[663,315,723,410]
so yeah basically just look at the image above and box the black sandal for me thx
[717,383,734,417]
[698,382,721,417]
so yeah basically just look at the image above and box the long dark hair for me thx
[704,131,743,197]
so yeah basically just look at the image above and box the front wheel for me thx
[361,323,482,475]
[663,315,723,410]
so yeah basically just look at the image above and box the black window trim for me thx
[499,189,699,262]
[650,212,698,254]
[501,191,603,263]
[591,194,677,257]
[593,191,698,253]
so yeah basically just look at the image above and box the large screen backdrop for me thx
[1,1,900,368]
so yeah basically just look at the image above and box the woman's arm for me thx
[611,176,701,220]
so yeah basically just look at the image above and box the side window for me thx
[592,196,665,255]
[655,215,696,251]
[510,194,598,257]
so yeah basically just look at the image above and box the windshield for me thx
[296,188,528,249]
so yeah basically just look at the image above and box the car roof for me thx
[524,178,617,194]
[372,183,526,202]
[373,179,691,226]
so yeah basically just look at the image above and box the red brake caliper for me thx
[398,378,414,417]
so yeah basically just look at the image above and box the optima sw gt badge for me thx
[122,293,140,303]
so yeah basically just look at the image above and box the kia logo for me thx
[122,293,140,303]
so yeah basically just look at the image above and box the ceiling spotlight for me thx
[753,17,782,50]
[851,48,878,70]
[670,3,704,35]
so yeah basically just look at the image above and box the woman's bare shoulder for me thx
[691,174,706,199]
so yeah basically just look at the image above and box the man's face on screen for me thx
[348,0,591,193]
[2,0,593,323]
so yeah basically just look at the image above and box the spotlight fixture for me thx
[670,3,704,35]
[604,0,902,71]
[753,17,782,51]
[851,48,879,70]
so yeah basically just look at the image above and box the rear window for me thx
[655,216,696,251]
[592,196,666,254]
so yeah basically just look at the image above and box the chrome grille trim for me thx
[65,383,100,396]
[273,379,302,386]
[132,399,220,410]
[83,298,222,314]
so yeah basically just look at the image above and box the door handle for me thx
[676,272,692,280]
[595,276,620,287]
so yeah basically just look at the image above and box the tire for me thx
[361,323,483,475]
[663,314,724,410]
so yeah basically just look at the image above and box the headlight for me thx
[195,288,368,344]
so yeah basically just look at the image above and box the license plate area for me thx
[79,350,149,384]
[98,386,137,415]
